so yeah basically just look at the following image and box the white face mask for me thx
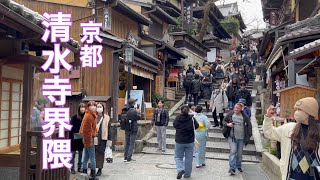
[294,110,309,124]
[89,106,96,112]
[97,108,103,113]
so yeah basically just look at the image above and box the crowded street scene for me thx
[0,0,320,179]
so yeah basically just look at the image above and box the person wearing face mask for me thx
[263,97,320,180]
[70,103,86,174]
[80,101,98,180]
[231,68,241,85]
[94,103,111,176]
[237,82,252,108]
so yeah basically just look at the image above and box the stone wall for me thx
[176,47,206,66]
[261,152,281,180]
[110,121,152,151]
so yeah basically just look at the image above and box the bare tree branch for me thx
[197,0,219,42]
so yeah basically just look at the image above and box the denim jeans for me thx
[124,131,137,160]
[71,150,83,170]
[175,143,194,177]
[82,144,96,170]
[228,137,244,170]
[229,100,235,110]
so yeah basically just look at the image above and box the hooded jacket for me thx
[263,116,320,180]
[80,110,97,148]
[173,114,199,144]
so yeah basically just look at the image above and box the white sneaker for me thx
[124,159,127,162]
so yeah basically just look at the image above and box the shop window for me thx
[0,80,23,149]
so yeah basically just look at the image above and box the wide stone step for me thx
[145,137,257,156]
[142,147,261,163]
[165,129,254,144]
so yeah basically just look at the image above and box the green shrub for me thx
[151,93,170,108]
[256,114,264,125]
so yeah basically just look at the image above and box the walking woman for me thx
[80,101,98,180]
[223,103,252,175]
[174,105,199,179]
[263,97,320,180]
[210,87,229,128]
[95,103,111,176]
[201,76,212,112]
[152,100,169,153]
[70,103,86,174]
[193,105,210,168]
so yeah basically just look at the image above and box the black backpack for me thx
[119,107,131,130]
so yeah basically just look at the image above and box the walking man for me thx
[223,103,252,175]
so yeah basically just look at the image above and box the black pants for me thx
[212,108,224,127]
[185,89,191,103]
[193,93,199,106]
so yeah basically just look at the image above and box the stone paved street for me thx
[70,153,270,180]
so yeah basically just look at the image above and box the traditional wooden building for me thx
[0,1,80,179]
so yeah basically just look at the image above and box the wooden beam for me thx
[0,15,38,39]
[20,62,33,180]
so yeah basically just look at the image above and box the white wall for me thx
[207,48,217,62]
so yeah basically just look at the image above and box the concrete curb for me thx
[251,103,264,155]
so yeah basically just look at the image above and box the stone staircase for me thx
[142,78,261,163]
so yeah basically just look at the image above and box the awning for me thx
[141,33,187,59]
[82,96,111,102]
[145,5,178,25]
[266,46,284,69]
[109,0,152,25]
[72,92,82,96]
[124,65,154,80]
[297,57,320,75]
[286,39,320,60]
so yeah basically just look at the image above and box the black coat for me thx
[238,89,252,107]
[226,85,240,101]
[222,111,252,145]
[201,81,212,100]
[191,79,202,94]
[70,114,85,151]
[122,104,141,132]
[173,114,199,144]
[152,108,169,126]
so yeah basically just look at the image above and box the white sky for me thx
[215,0,266,30]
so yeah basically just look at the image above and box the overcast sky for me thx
[216,0,266,30]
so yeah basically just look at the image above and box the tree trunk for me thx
[197,0,217,42]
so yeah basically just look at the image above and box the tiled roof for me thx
[276,26,320,45]
[289,39,320,56]
[0,0,80,48]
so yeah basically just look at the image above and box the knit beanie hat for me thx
[294,97,319,120]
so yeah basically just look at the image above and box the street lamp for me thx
[125,47,134,99]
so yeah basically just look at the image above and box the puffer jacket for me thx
[173,114,199,144]
[262,116,320,180]
[80,110,97,148]
[191,79,202,94]
[201,81,212,100]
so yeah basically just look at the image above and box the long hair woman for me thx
[173,105,199,179]
[70,103,86,174]
[193,105,211,168]
[263,97,320,180]
[95,103,111,176]
[152,100,169,153]
[80,101,98,180]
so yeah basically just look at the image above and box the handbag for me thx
[192,117,200,149]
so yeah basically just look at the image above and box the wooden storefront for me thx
[0,1,80,179]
